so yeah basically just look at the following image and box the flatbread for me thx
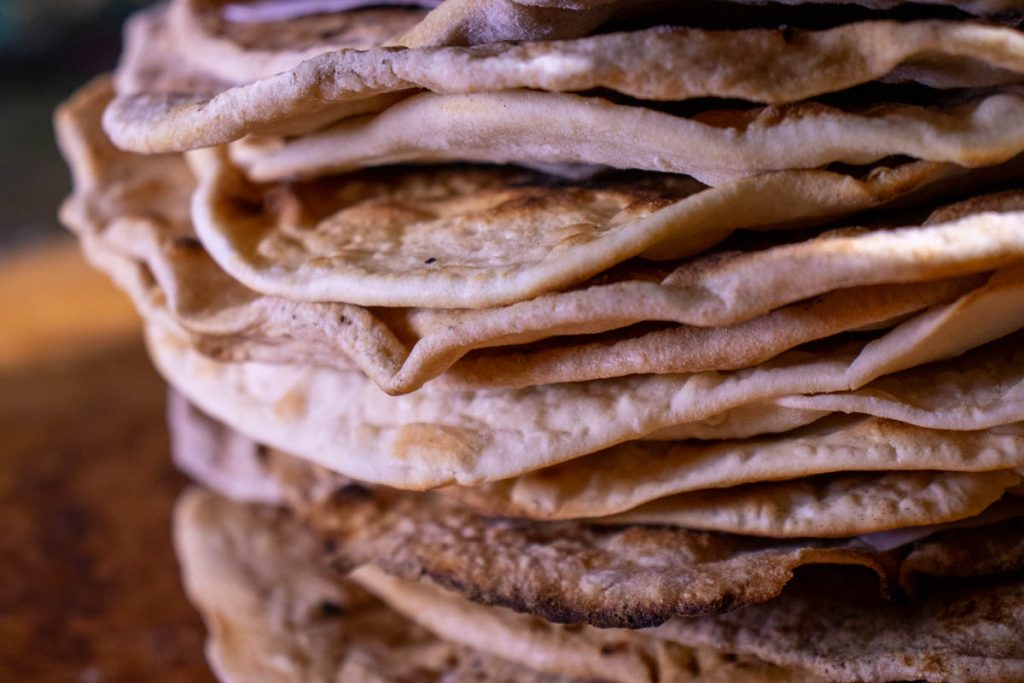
[112,4,413,141]
[176,483,1024,681]
[171,405,1024,636]
[105,16,1024,151]
[454,416,1024,520]
[651,568,1024,683]
[290,481,894,628]
[435,278,977,389]
[144,282,1024,488]
[641,403,831,442]
[114,6,228,99]
[173,487,590,682]
[777,327,1024,427]
[290,469,1024,631]
[191,142,1024,307]
[605,470,1020,537]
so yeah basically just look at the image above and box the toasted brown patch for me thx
[281,479,895,628]
[392,423,489,469]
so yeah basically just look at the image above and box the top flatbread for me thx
[106,13,1024,153]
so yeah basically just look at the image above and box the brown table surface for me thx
[0,239,216,681]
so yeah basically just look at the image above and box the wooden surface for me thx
[0,239,215,681]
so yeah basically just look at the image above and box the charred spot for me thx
[492,190,558,213]
[420,563,680,629]
[599,641,630,656]
[232,195,266,217]
[325,554,360,575]
[329,483,374,505]
[317,600,346,618]
[423,257,437,265]
[171,235,202,251]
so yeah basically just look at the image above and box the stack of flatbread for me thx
[57,0,1024,680]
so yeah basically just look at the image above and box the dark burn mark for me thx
[408,563,745,629]
[317,600,346,618]
[424,257,437,265]
[172,235,203,251]
[233,195,265,218]
[329,483,374,505]
[599,642,630,656]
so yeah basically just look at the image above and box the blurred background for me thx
[1,0,150,250]
[1,0,157,371]
[1,8,214,681]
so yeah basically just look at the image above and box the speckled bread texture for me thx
[650,565,1024,682]
[177,486,835,682]
[177,486,1024,682]
[352,562,1024,683]
[174,448,1024,633]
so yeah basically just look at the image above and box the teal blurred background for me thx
[1,0,150,250]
